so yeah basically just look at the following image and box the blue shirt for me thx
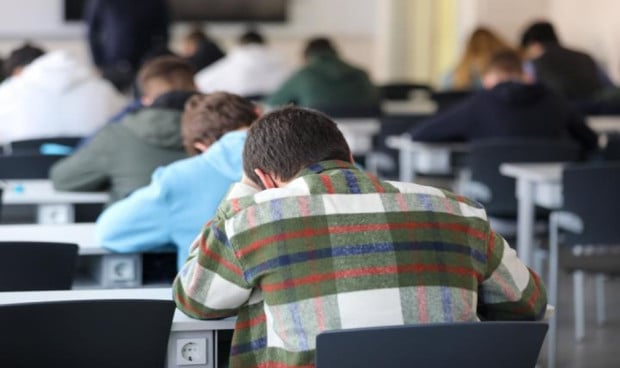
[96,130,246,269]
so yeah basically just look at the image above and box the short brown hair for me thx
[182,92,258,155]
[484,50,523,76]
[137,56,196,98]
[243,107,351,186]
[183,27,208,45]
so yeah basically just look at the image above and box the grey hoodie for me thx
[50,108,187,203]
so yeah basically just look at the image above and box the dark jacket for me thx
[50,107,187,203]
[86,0,169,69]
[265,53,380,111]
[186,40,225,72]
[410,82,598,152]
[533,44,605,100]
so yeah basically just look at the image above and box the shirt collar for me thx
[295,160,357,178]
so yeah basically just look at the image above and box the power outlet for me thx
[176,338,208,366]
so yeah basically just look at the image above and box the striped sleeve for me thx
[173,218,252,319]
[478,230,547,321]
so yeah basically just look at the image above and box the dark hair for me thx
[520,21,560,48]
[137,56,195,96]
[239,30,265,45]
[243,107,351,185]
[182,92,258,155]
[485,50,523,75]
[303,37,338,59]
[184,27,208,45]
[4,43,45,76]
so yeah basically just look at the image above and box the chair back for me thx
[0,242,78,291]
[469,138,581,217]
[563,163,620,244]
[0,299,175,368]
[603,132,620,161]
[0,154,64,179]
[380,83,432,100]
[316,322,548,368]
[7,137,81,155]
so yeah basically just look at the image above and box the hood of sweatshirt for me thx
[489,81,547,106]
[201,129,247,180]
[121,108,184,149]
[19,51,94,94]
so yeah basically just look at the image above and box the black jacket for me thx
[410,82,598,152]
[533,44,604,100]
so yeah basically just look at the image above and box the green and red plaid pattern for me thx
[174,160,547,368]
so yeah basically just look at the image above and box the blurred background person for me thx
[520,21,613,101]
[86,0,170,92]
[0,44,124,144]
[441,27,512,91]
[180,26,225,73]
[194,29,291,98]
[265,37,380,112]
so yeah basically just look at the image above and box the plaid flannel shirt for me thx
[173,160,547,368]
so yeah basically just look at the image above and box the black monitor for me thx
[64,0,289,22]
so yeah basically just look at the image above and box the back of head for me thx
[137,56,196,104]
[4,43,45,76]
[520,21,559,48]
[243,107,351,186]
[182,27,208,57]
[482,50,524,88]
[303,37,338,60]
[182,92,258,155]
[238,30,265,45]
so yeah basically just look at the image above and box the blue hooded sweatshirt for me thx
[96,130,246,270]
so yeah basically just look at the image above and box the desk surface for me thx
[0,288,236,331]
[386,135,470,152]
[1,180,110,205]
[500,163,565,183]
[0,223,106,255]
[587,116,620,133]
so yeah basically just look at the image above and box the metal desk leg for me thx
[399,148,415,183]
[516,178,535,267]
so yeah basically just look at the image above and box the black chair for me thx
[0,242,78,291]
[467,139,582,219]
[0,299,175,368]
[316,322,548,368]
[431,90,472,112]
[602,132,620,160]
[547,163,620,368]
[6,136,81,155]
[379,83,432,101]
[0,154,65,179]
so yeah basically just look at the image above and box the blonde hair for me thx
[453,27,512,90]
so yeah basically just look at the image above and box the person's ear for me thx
[254,168,278,189]
[141,95,154,106]
[193,141,210,153]
[253,104,264,117]
[349,152,355,164]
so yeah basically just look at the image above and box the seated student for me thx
[173,107,547,368]
[410,50,598,152]
[180,26,225,72]
[521,21,612,101]
[50,56,197,203]
[96,92,259,270]
[195,30,291,97]
[265,37,380,111]
[0,44,124,144]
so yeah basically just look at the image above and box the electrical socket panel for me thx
[176,338,208,366]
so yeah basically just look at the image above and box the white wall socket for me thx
[176,338,208,366]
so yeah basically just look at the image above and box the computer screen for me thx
[64,0,289,22]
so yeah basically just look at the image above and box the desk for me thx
[386,135,469,182]
[335,118,381,156]
[0,223,174,288]
[0,288,235,368]
[499,163,564,267]
[1,180,109,224]
[382,99,437,115]
[587,116,620,133]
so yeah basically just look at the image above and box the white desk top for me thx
[499,163,565,183]
[0,223,107,255]
[335,118,381,134]
[1,180,110,205]
[0,288,236,331]
[587,116,620,133]
[386,135,470,152]
[382,100,438,115]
